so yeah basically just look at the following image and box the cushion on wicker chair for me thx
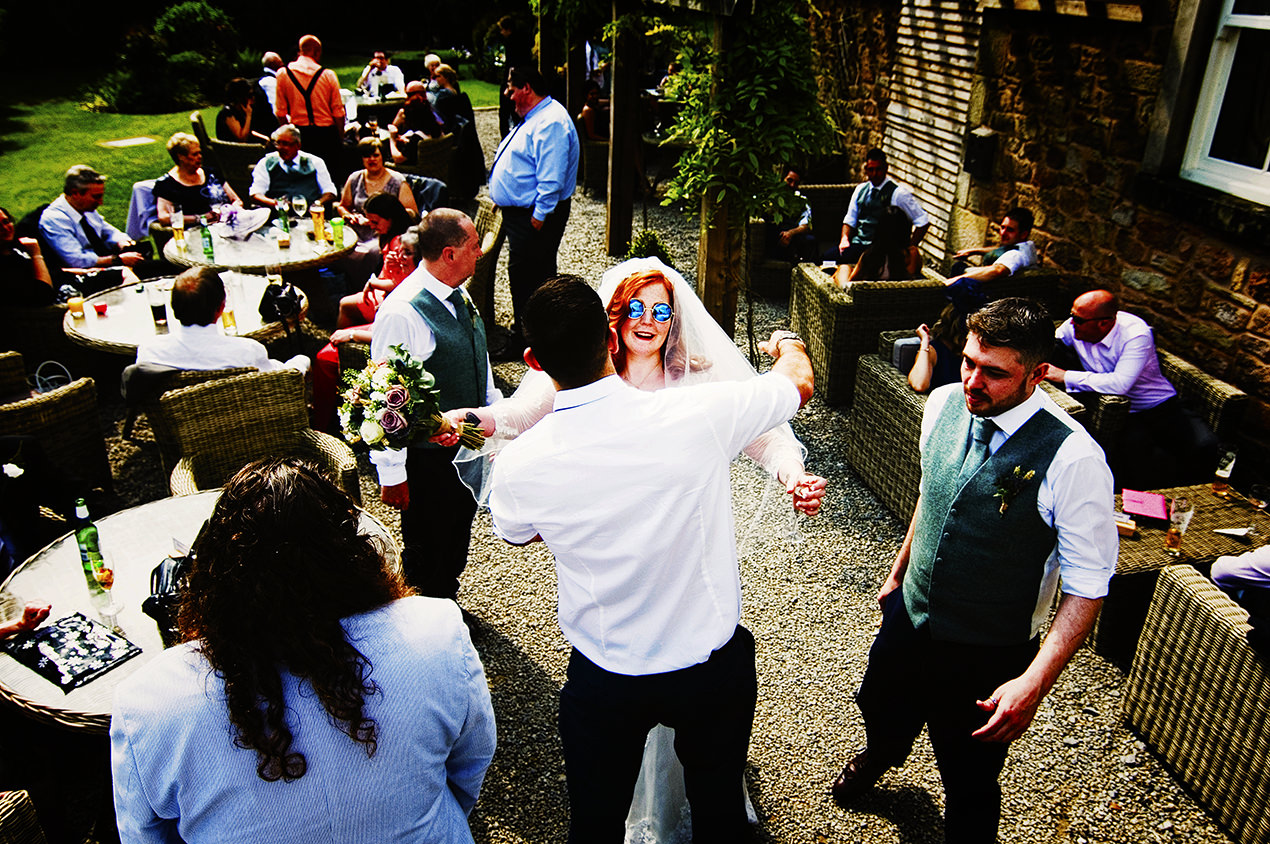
[161,369,360,503]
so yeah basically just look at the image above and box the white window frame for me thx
[1180,1,1270,205]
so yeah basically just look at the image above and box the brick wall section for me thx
[809,3,1270,455]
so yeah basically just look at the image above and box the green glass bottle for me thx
[74,498,105,595]
[201,224,215,261]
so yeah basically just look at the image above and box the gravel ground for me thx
[89,108,1238,844]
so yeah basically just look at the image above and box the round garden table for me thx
[0,490,398,732]
[163,216,356,274]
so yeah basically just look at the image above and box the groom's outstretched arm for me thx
[759,330,814,406]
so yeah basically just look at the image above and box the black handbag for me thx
[259,281,302,323]
[141,555,191,648]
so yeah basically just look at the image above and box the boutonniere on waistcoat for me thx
[994,465,1036,517]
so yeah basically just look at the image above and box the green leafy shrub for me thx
[84,0,240,114]
[624,230,676,269]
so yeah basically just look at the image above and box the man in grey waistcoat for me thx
[830,297,1117,843]
[369,209,499,599]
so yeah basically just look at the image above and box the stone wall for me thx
[809,3,1270,456]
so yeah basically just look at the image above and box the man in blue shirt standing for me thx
[488,65,579,358]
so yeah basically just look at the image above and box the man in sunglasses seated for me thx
[1044,289,1216,489]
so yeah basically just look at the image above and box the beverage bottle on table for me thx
[201,224,215,261]
[74,498,106,595]
[1212,448,1237,498]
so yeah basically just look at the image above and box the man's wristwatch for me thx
[771,330,804,356]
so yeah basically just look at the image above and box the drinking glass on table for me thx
[146,283,168,325]
[1164,496,1195,557]
[92,552,121,630]
[170,202,185,245]
[291,195,308,220]
[1213,447,1238,498]
[1248,484,1269,511]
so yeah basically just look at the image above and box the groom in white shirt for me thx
[487,276,814,843]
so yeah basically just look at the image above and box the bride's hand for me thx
[787,472,826,516]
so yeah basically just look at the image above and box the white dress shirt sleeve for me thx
[312,156,337,197]
[1212,545,1270,590]
[891,185,930,228]
[1043,440,1118,599]
[250,158,271,198]
[1063,331,1153,397]
[842,183,868,227]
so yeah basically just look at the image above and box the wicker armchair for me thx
[790,263,1099,406]
[397,133,458,186]
[190,111,266,202]
[845,350,1087,521]
[1123,564,1270,844]
[121,364,257,476]
[160,369,360,502]
[0,791,48,844]
[464,197,506,334]
[0,352,111,493]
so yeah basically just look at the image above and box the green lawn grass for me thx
[0,57,498,231]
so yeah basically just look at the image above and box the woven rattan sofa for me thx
[790,263,1098,406]
[845,343,1088,521]
[1123,564,1269,844]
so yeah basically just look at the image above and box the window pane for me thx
[1208,29,1270,170]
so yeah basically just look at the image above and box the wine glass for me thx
[92,555,121,631]
[291,195,308,220]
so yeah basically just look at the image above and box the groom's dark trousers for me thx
[558,624,757,844]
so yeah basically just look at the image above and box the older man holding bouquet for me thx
[367,210,498,600]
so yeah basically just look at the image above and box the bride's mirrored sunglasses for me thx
[627,299,673,322]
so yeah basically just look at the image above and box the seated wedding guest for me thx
[828,148,929,265]
[423,54,443,102]
[110,457,496,844]
[1045,289,1217,489]
[0,434,83,577]
[153,133,240,227]
[312,217,418,432]
[39,165,146,271]
[0,207,55,306]
[1212,545,1270,655]
[135,267,309,373]
[576,82,607,141]
[387,82,445,165]
[765,166,816,264]
[216,78,271,144]
[249,125,336,210]
[356,50,405,96]
[907,306,967,393]
[840,206,922,283]
[947,207,1037,282]
[336,138,418,240]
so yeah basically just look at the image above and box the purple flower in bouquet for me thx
[384,384,409,409]
[378,407,407,435]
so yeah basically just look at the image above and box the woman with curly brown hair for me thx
[109,458,496,843]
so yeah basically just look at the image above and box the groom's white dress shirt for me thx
[489,372,800,676]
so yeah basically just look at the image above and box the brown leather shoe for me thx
[831,748,888,803]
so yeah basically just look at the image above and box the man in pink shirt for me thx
[275,35,345,177]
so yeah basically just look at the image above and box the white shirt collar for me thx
[419,268,460,304]
[553,373,626,412]
[984,386,1047,439]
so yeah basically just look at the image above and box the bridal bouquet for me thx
[339,343,486,452]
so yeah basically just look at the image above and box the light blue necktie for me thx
[957,416,996,487]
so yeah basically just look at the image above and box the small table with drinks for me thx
[0,490,398,732]
[163,208,356,275]
[62,275,304,357]
[1091,479,1270,665]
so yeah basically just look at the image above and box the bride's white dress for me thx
[465,258,805,841]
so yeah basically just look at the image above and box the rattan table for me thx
[1091,483,1269,665]
[0,490,398,732]
[162,217,355,274]
[62,274,303,357]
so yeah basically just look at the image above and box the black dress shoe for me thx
[831,748,889,804]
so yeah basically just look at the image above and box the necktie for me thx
[446,288,466,313]
[957,416,995,488]
[80,216,109,256]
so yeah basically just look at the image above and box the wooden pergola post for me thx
[605,0,638,256]
[696,10,739,334]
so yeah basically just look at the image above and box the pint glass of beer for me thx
[1165,497,1194,556]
